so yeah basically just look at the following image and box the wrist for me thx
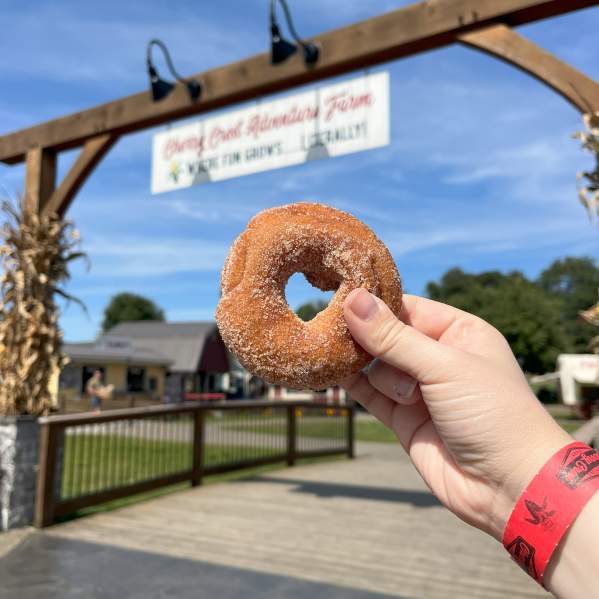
[544,491,599,597]
[499,440,599,587]
[488,423,572,541]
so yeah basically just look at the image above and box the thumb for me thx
[344,288,457,384]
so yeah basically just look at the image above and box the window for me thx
[127,367,145,392]
[148,376,158,392]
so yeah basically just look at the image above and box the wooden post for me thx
[24,146,56,215]
[347,405,355,459]
[287,405,297,466]
[192,409,204,486]
[34,420,59,528]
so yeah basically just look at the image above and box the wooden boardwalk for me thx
[35,440,545,599]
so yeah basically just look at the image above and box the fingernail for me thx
[347,289,379,321]
[393,377,417,403]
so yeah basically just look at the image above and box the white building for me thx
[557,354,599,406]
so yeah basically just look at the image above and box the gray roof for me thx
[106,321,219,373]
[64,342,171,366]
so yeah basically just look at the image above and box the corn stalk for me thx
[574,111,599,222]
[580,297,599,354]
[0,199,86,416]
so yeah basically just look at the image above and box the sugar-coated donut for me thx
[215,202,402,390]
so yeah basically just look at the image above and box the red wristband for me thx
[502,441,599,586]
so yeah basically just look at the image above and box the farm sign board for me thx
[151,72,390,193]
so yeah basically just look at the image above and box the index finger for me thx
[400,294,467,341]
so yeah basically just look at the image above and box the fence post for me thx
[192,408,205,486]
[287,404,297,466]
[347,404,355,459]
[34,421,59,528]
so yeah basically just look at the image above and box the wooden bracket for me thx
[42,133,118,218]
[1,0,597,165]
[4,2,598,218]
[459,24,599,114]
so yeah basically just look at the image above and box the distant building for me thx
[557,354,599,407]
[102,321,230,400]
[60,336,171,398]
[59,320,346,408]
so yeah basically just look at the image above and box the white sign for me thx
[151,72,389,194]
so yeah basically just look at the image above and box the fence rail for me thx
[35,400,354,527]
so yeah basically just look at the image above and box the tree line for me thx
[99,257,598,375]
[297,257,599,374]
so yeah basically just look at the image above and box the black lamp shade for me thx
[303,43,319,65]
[186,80,202,101]
[271,24,297,64]
[149,65,175,101]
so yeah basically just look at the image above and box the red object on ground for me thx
[502,442,599,586]
[183,392,226,401]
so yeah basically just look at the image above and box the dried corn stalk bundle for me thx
[0,200,85,416]
[580,297,599,328]
[574,111,599,222]
[580,294,599,354]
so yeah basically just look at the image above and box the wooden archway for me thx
[1,0,598,217]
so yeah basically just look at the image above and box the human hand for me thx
[341,289,571,540]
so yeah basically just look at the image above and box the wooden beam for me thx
[42,133,118,218]
[24,146,56,214]
[1,0,597,164]
[459,25,599,113]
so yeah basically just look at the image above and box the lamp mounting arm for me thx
[147,39,188,84]
[269,0,319,64]
[270,0,303,44]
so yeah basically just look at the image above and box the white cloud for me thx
[250,0,409,24]
[0,5,258,86]
[81,235,228,277]
[387,212,594,257]
[65,278,216,298]
[166,198,257,223]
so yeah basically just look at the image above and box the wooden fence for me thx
[35,400,354,527]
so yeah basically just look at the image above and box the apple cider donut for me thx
[215,202,402,390]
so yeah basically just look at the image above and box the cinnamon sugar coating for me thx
[215,203,402,390]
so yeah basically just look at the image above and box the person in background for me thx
[86,369,104,413]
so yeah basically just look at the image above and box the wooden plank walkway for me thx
[42,441,545,599]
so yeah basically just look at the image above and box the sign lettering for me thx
[151,72,390,194]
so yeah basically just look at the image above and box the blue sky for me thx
[1,1,598,341]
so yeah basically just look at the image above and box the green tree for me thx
[427,269,567,373]
[296,300,328,322]
[537,257,599,353]
[102,292,165,332]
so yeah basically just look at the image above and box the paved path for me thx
[0,528,32,559]
[1,442,545,599]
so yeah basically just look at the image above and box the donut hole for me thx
[285,272,335,321]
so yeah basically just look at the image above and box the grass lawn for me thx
[56,431,346,522]
[558,421,583,434]
[61,433,279,499]
[59,456,347,522]
[277,412,582,444]
[227,415,398,443]
[352,414,584,441]
[55,409,583,523]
